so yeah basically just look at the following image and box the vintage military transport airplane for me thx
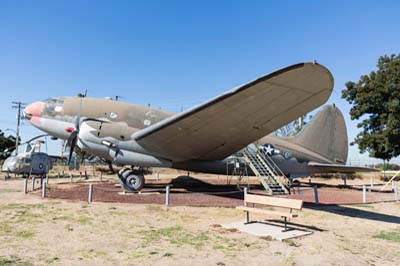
[23,62,375,192]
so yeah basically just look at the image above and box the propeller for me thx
[64,97,83,165]
[63,111,109,165]
[80,151,86,164]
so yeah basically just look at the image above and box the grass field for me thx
[0,175,400,265]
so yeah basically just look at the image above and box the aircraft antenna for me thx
[11,101,27,155]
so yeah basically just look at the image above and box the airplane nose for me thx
[24,101,45,120]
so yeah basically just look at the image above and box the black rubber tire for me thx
[118,168,131,178]
[118,168,131,190]
[124,174,145,192]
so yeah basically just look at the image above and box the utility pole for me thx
[11,101,27,155]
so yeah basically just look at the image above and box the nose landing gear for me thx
[118,167,145,192]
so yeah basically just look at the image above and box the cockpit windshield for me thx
[43,97,65,112]
[43,98,65,105]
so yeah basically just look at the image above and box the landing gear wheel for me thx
[125,174,144,192]
[118,168,131,191]
[118,168,145,192]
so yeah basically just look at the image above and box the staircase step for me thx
[244,149,289,194]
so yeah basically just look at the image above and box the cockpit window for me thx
[43,98,65,112]
[43,98,65,105]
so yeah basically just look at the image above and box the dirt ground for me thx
[1,173,400,266]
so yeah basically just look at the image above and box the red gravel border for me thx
[44,180,398,207]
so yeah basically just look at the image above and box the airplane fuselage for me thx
[24,97,337,177]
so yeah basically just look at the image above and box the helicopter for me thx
[1,134,62,177]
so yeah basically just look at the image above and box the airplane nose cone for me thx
[24,101,45,120]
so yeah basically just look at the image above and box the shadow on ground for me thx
[305,203,400,224]
[145,175,249,200]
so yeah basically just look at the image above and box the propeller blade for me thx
[68,140,76,165]
[81,152,85,164]
[63,131,75,158]
[67,131,78,165]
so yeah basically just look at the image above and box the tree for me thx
[342,54,400,161]
[0,130,17,159]
[374,163,400,171]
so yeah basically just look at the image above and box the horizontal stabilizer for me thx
[308,161,379,173]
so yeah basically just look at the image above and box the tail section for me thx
[295,104,348,164]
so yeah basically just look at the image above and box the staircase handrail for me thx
[256,148,291,189]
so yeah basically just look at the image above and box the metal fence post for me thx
[165,185,170,207]
[243,187,248,206]
[313,185,319,205]
[23,179,28,194]
[32,177,36,191]
[88,184,93,203]
[100,171,103,182]
[42,181,47,198]
[362,185,366,203]
[70,174,73,183]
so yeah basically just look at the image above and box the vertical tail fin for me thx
[295,104,348,164]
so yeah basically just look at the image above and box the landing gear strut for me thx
[118,167,145,192]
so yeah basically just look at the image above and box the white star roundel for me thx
[264,144,275,155]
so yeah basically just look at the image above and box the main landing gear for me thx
[118,167,145,192]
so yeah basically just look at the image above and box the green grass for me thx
[2,203,45,210]
[139,225,210,249]
[0,223,12,235]
[44,257,60,264]
[0,203,48,224]
[373,228,400,243]
[15,230,35,239]
[129,251,146,259]
[12,210,43,223]
[52,214,92,224]
[140,225,182,243]
[77,249,107,259]
[284,239,301,247]
[0,256,32,266]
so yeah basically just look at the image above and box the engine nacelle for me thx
[77,120,172,168]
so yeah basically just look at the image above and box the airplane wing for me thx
[308,162,379,173]
[134,62,334,161]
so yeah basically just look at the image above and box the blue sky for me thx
[0,0,399,164]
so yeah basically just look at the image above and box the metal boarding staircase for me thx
[243,144,290,195]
